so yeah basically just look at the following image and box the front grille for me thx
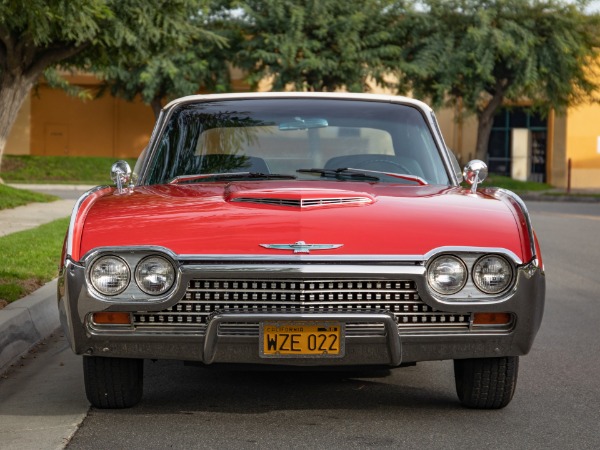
[133,278,471,333]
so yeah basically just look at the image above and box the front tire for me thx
[454,356,518,409]
[83,356,143,409]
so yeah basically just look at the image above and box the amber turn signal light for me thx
[92,312,132,325]
[473,312,512,325]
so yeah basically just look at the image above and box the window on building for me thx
[487,108,548,182]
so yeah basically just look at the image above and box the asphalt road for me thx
[1,200,599,449]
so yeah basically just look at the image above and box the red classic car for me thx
[58,92,545,409]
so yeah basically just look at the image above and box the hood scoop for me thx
[226,187,375,208]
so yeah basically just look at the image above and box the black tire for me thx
[83,356,143,409]
[454,356,518,409]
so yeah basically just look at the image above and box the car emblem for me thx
[260,241,343,254]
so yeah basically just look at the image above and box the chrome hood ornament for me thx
[260,241,343,254]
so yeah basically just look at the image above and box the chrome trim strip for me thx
[79,245,523,265]
[180,264,426,277]
[81,245,180,264]
[423,246,523,265]
[66,185,110,258]
[494,189,537,261]
[231,196,373,207]
[428,110,460,185]
[179,254,426,263]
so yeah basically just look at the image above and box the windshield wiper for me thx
[298,167,427,185]
[297,168,380,182]
[169,172,297,184]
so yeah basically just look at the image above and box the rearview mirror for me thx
[279,117,328,131]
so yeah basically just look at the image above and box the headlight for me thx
[135,256,176,295]
[473,255,513,294]
[89,256,130,296]
[427,255,467,295]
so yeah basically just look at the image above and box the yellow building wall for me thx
[565,101,600,189]
[434,106,478,165]
[30,85,155,158]
[9,68,600,189]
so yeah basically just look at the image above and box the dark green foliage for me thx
[394,0,600,159]
[93,2,239,117]
[234,0,404,92]
[0,0,219,164]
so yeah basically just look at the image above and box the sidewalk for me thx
[0,199,76,236]
[0,186,89,373]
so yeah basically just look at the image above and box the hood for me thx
[77,181,528,260]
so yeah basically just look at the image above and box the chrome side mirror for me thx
[463,160,488,193]
[111,160,132,194]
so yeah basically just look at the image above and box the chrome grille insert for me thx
[133,278,471,333]
[231,197,372,207]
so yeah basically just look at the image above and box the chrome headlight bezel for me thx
[424,248,522,302]
[134,255,176,295]
[426,255,468,295]
[88,255,131,296]
[83,246,182,303]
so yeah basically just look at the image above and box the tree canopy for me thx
[93,3,239,118]
[0,0,212,169]
[395,0,600,160]
[2,0,600,172]
[234,0,403,92]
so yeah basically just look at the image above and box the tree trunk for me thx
[0,72,37,175]
[474,83,507,162]
[0,32,88,176]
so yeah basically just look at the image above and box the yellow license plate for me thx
[260,322,344,358]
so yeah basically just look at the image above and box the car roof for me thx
[162,92,433,114]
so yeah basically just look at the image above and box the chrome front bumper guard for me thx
[203,311,402,366]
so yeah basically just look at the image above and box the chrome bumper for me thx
[58,258,545,366]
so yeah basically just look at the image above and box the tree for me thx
[395,0,600,161]
[0,0,206,171]
[234,0,403,92]
[94,5,238,119]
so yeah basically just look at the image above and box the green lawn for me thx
[0,217,70,304]
[1,155,137,184]
[0,184,58,210]
[480,174,553,192]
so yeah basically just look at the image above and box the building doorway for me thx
[487,108,548,182]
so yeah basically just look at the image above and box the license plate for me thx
[260,321,344,358]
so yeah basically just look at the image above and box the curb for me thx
[0,280,60,373]
[520,193,600,203]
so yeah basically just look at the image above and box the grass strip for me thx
[0,184,58,210]
[0,217,69,304]
[1,155,137,184]
[480,174,552,192]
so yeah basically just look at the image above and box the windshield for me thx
[143,99,451,185]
